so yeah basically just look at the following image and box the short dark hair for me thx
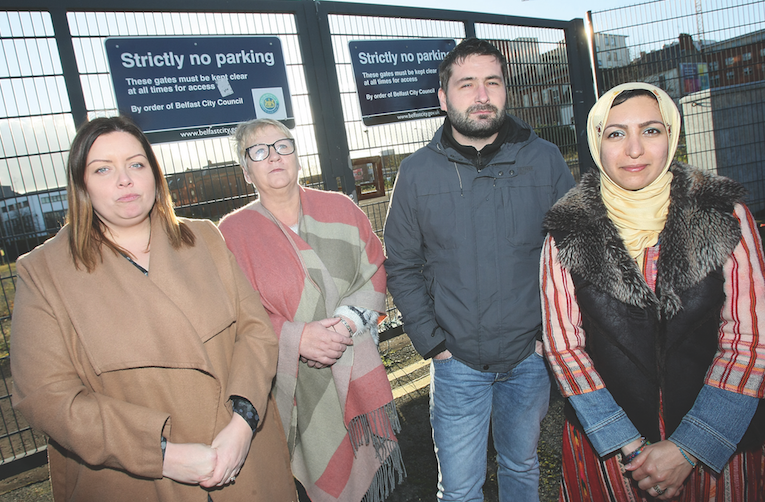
[438,38,509,91]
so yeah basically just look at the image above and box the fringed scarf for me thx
[219,186,405,502]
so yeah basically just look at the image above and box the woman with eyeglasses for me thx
[219,118,405,502]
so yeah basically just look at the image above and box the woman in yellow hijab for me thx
[541,82,765,501]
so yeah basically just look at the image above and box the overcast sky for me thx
[339,0,645,22]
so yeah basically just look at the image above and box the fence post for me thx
[50,8,88,129]
[297,1,356,195]
[565,17,597,175]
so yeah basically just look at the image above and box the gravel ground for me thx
[0,467,51,502]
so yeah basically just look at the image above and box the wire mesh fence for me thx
[480,23,582,179]
[589,0,765,214]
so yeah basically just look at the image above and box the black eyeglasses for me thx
[245,138,295,162]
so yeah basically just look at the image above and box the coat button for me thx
[483,365,489,370]
[498,171,503,176]
[509,170,515,176]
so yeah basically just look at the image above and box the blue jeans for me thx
[429,350,551,502]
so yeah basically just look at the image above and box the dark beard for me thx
[448,104,506,139]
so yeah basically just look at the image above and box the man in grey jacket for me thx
[384,38,575,501]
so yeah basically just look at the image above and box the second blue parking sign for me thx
[349,38,455,126]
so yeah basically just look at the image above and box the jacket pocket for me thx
[501,183,552,246]
[431,278,458,340]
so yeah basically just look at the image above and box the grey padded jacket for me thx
[384,115,575,372]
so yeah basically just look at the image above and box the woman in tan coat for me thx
[10,116,295,501]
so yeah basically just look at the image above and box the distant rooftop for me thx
[704,28,765,51]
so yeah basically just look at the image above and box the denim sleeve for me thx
[669,385,758,473]
[569,388,641,456]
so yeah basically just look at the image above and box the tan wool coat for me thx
[10,218,295,502]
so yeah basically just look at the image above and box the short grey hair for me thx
[232,118,294,168]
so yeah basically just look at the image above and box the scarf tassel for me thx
[348,402,402,457]
[346,402,406,501]
[361,442,407,502]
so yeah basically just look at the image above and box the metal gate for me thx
[0,0,593,471]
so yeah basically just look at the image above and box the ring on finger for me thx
[653,484,665,495]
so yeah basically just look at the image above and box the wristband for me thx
[231,396,260,431]
[677,445,697,468]
[623,437,648,465]
[337,317,354,336]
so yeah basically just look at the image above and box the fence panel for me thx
[0,5,333,469]
[478,22,582,179]
[589,0,765,214]
[0,10,62,466]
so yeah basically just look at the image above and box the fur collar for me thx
[544,162,745,318]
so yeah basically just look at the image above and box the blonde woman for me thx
[219,118,404,502]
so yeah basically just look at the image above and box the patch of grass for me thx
[380,353,394,368]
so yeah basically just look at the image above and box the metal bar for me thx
[1,0,576,28]
[0,0,302,13]
[316,1,575,29]
[565,17,597,175]
[49,8,88,128]
[378,324,404,344]
[309,1,355,194]
[0,449,47,479]
[586,10,604,97]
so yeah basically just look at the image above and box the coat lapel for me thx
[45,219,234,376]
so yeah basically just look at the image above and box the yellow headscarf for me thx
[587,82,682,268]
